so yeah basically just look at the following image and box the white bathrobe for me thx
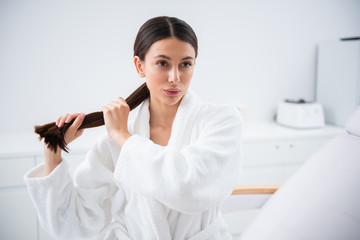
[24,89,243,240]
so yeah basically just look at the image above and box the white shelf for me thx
[243,121,344,143]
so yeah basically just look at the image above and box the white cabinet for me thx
[239,121,344,184]
[0,157,38,240]
[241,138,328,184]
[0,190,38,240]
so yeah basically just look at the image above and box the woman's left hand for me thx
[101,97,132,147]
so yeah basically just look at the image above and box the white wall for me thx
[0,0,359,134]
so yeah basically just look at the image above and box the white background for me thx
[0,0,359,134]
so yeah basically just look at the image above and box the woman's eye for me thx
[156,61,168,67]
[181,62,192,68]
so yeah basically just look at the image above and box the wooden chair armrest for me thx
[232,184,281,195]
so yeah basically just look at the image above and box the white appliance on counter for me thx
[316,38,360,127]
[276,100,325,129]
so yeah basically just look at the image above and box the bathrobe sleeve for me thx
[114,105,243,215]
[23,134,123,239]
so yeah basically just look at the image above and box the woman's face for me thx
[135,37,196,107]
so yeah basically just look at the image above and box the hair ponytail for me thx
[34,83,149,153]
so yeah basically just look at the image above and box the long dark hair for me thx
[134,16,198,60]
[35,16,198,153]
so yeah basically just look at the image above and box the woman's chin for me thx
[164,97,182,106]
[161,94,184,106]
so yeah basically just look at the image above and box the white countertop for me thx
[0,121,344,158]
[242,121,344,143]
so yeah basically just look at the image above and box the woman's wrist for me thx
[44,144,62,176]
[114,131,132,147]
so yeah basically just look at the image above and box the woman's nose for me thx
[168,67,180,83]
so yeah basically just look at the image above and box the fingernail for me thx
[79,113,85,119]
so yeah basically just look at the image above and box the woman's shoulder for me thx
[198,102,243,123]
[190,102,243,139]
[188,89,243,121]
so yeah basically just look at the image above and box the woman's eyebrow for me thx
[182,56,195,61]
[153,55,195,61]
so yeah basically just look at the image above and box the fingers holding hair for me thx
[56,113,84,128]
[64,112,86,145]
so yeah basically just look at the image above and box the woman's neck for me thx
[149,98,181,128]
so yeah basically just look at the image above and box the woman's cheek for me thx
[150,71,167,84]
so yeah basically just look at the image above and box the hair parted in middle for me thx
[134,16,198,60]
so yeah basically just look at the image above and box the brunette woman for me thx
[25,16,242,240]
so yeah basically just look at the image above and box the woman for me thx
[24,16,243,240]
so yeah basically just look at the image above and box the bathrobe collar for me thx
[131,89,203,149]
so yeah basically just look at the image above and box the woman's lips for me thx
[164,89,181,96]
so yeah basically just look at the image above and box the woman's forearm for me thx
[44,143,62,176]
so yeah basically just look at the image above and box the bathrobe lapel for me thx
[167,89,203,149]
[132,89,203,148]
[130,89,203,239]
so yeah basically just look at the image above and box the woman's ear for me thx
[134,56,145,78]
